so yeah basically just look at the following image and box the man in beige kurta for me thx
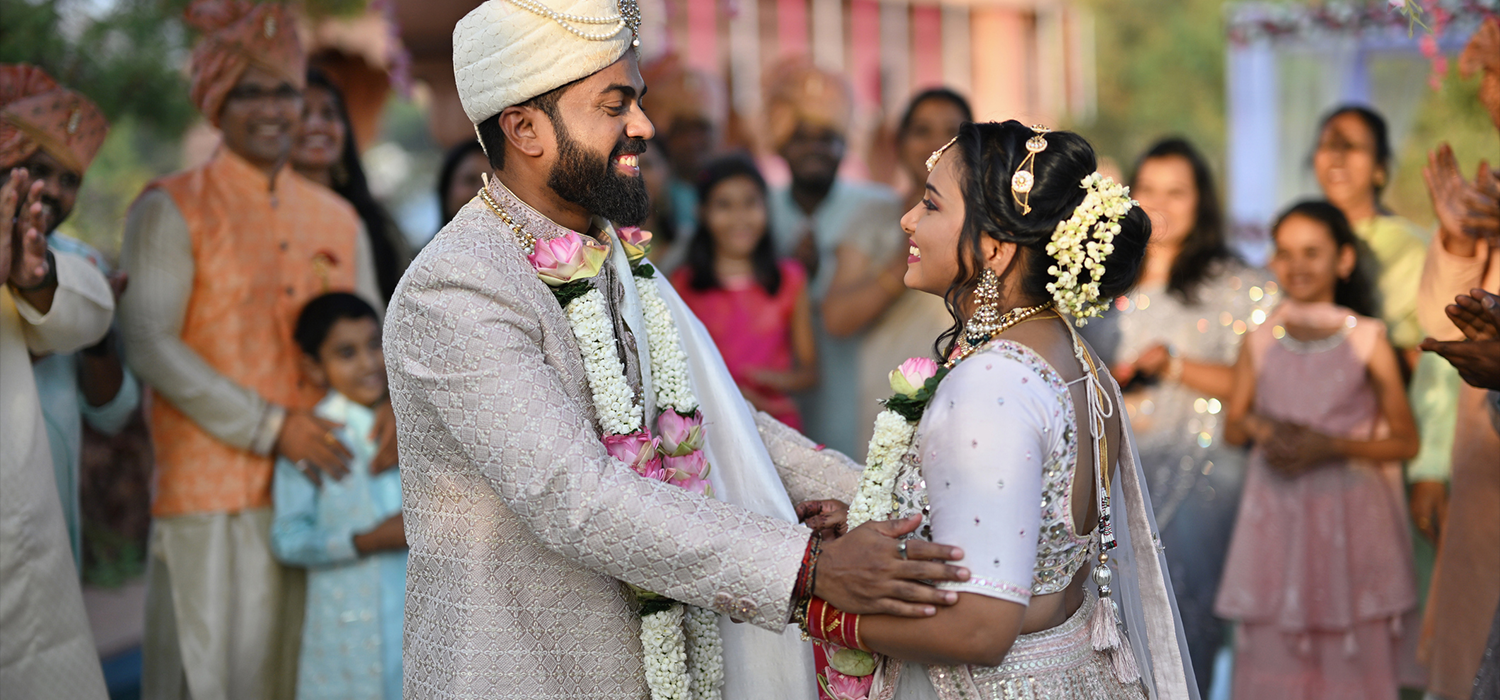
[0,187,113,698]
[388,2,971,698]
[0,62,113,699]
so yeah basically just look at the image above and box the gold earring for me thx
[967,269,1003,341]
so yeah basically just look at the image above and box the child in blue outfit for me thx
[272,293,406,700]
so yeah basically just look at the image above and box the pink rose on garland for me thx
[819,668,874,700]
[664,451,713,497]
[616,226,654,263]
[529,232,607,286]
[889,356,938,398]
[657,410,704,457]
[603,430,665,480]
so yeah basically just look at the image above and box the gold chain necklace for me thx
[477,176,537,255]
[945,302,1056,368]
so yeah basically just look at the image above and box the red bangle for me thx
[806,597,867,651]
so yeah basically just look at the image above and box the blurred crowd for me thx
[2,0,1499,698]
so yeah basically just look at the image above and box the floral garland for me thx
[1044,172,1136,325]
[524,221,723,700]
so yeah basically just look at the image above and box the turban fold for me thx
[764,58,851,150]
[0,64,108,174]
[453,0,640,126]
[639,54,726,136]
[186,0,306,126]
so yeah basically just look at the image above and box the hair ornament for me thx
[1009,124,1051,215]
[926,136,958,173]
[1045,171,1137,325]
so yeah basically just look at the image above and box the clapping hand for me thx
[1261,420,1338,477]
[1421,289,1500,391]
[2,169,52,293]
[1425,145,1500,250]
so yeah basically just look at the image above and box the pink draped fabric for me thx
[1216,302,1420,699]
[671,261,806,429]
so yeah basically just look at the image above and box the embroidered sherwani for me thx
[386,185,862,700]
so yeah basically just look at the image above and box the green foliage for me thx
[1070,0,1229,173]
[552,279,596,307]
[1,0,198,139]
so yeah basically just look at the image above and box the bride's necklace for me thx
[946,301,1057,368]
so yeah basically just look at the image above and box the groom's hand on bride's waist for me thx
[814,514,969,618]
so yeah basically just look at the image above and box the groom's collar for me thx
[488,177,616,247]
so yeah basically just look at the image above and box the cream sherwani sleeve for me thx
[1,252,111,699]
[753,409,864,503]
[118,190,285,454]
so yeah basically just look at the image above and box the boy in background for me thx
[272,292,405,700]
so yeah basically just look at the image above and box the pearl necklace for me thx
[945,302,1056,368]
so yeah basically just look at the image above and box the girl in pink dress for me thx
[671,156,818,429]
[1219,201,1422,700]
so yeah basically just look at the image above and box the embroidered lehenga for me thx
[869,330,1197,700]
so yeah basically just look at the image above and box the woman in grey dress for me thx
[1109,139,1276,695]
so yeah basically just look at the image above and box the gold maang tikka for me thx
[926,136,958,173]
[1011,124,1051,215]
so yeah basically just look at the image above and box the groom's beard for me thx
[547,121,651,226]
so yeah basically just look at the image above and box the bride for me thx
[797,121,1198,699]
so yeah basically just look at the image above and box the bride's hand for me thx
[795,499,848,539]
[814,515,969,617]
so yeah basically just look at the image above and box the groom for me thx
[384,0,970,697]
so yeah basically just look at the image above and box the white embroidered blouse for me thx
[895,341,1092,605]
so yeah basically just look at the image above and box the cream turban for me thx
[453,0,640,126]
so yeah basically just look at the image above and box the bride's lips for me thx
[908,239,921,264]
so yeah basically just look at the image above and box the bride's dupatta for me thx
[1106,373,1199,699]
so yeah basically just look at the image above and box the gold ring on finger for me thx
[323,432,338,446]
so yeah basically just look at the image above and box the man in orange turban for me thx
[116,2,378,698]
[0,63,114,699]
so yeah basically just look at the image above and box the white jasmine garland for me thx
[638,278,699,413]
[564,288,644,435]
[642,605,690,700]
[550,259,721,700]
[683,605,724,700]
[1045,172,1136,325]
[847,409,917,529]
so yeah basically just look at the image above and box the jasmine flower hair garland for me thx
[1045,172,1137,325]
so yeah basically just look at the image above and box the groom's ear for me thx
[499,105,550,161]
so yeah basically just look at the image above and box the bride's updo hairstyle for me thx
[937,120,1151,354]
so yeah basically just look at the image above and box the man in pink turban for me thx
[0,63,114,699]
[116,2,378,698]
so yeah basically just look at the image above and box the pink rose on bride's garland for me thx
[657,410,705,457]
[889,356,938,398]
[819,667,874,700]
[617,226,654,263]
[603,430,664,479]
[529,231,608,286]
